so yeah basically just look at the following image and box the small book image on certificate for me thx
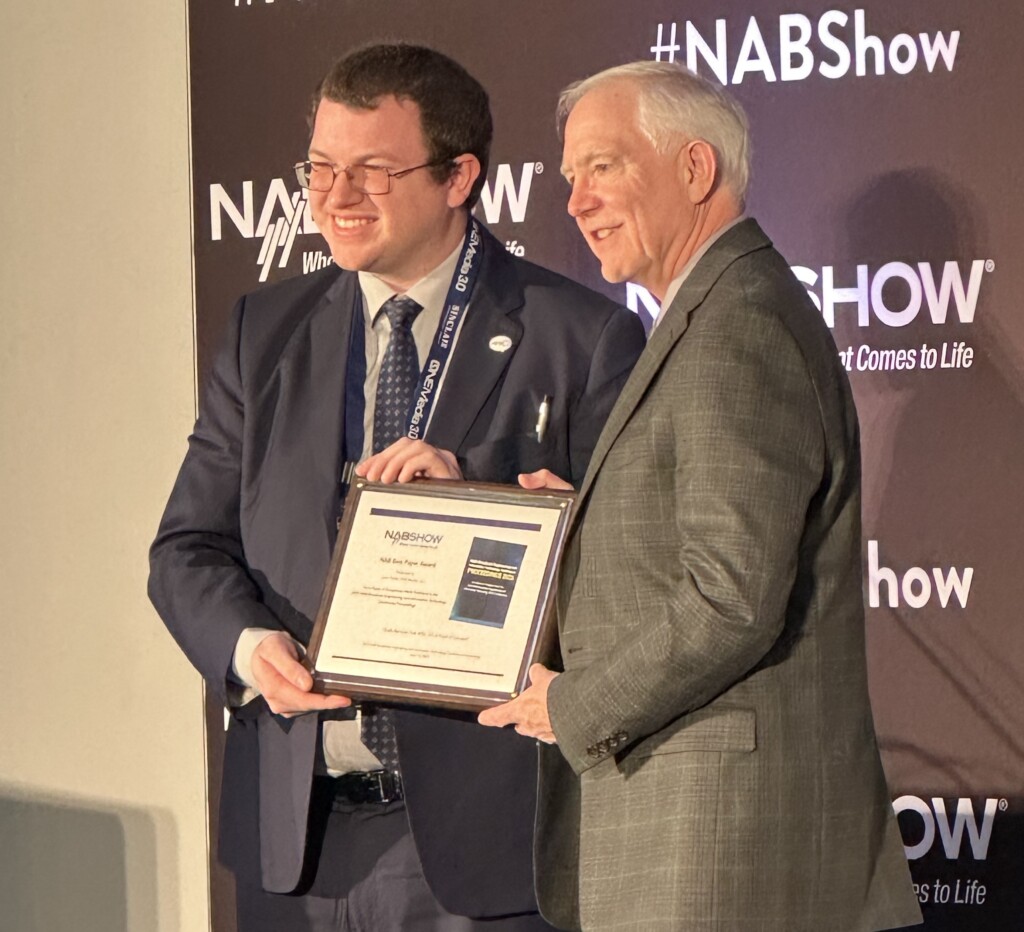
[450,538,528,629]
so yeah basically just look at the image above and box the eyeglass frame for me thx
[293,158,457,195]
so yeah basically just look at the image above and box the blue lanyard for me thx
[343,215,484,481]
[405,216,483,440]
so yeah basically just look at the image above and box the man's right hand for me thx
[356,437,463,483]
[251,632,351,717]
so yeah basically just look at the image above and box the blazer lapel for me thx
[279,269,357,543]
[424,227,524,453]
[570,219,772,532]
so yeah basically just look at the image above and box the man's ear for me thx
[679,140,718,204]
[446,154,482,209]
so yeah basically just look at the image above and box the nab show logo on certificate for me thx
[450,538,527,629]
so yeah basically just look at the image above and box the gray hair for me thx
[557,61,751,203]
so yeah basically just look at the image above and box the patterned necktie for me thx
[372,294,423,453]
[361,294,422,772]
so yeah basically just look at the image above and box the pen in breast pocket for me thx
[535,394,551,443]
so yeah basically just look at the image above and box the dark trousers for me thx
[235,789,557,932]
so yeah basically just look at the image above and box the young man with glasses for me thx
[150,43,645,932]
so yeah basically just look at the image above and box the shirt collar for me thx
[358,236,466,321]
[655,214,746,330]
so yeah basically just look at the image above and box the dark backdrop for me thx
[187,2,1024,928]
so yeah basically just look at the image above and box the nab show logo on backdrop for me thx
[792,259,990,330]
[650,9,960,84]
[895,796,1002,862]
[894,795,1013,916]
[867,541,972,610]
[209,179,314,282]
[475,161,543,257]
[794,257,994,376]
[627,256,993,357]
[208,161,540,283]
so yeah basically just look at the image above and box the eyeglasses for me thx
[293,159,453,195]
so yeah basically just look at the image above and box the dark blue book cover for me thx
[450,538,528,629]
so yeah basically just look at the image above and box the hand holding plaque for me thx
[306,479,575,711]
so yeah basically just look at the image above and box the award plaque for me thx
[307,479,576,711]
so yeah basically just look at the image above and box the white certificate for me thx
[307,479,575,710]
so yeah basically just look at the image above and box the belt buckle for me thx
[371,769,402,804]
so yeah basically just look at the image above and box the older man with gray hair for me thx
[480,62,923,932]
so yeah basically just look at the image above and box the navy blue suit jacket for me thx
[149,226,645,917]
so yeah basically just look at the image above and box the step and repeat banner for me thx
[188,2,1024,929]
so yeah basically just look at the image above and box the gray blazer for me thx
[537,220,923,931]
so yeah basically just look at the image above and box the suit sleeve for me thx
[148,298,284,703]
[549,297,827,774]
[567,307,647,485]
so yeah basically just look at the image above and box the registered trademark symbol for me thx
[985,259,995,273]
[999,798,1008,811]
[534,162,544,174]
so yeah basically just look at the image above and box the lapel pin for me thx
[488,335,513,353]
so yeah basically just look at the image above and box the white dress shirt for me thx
[656,215,746,330]
[232,237,467,773]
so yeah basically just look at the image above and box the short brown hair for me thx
[313,44,493,208]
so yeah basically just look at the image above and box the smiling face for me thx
[561,81,696,301]
[307,95,477,292]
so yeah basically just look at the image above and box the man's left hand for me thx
[478,663,559,744]
[356,437,463,483]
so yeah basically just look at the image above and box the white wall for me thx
[0,2,207,930]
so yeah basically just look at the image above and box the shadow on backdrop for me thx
[0,784,169,932]
[840,168,1024,795]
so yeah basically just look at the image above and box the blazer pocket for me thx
[631,707,756,758]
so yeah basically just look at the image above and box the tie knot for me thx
[382,294,422,331]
